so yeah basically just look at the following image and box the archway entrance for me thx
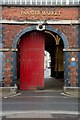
[16,28,64,90]
[44,31,64,90]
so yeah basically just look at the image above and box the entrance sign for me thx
[21,10,61,16]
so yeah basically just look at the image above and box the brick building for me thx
[0,0,80,95]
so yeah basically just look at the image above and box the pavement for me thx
[1,111,79,119]
[2,91,79,119]
[1,77,80,119]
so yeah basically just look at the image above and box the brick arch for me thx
[13,25,68,49]
[11,25,69,85]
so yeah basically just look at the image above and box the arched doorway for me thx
[44,31,64,90]
[12,25,68,90]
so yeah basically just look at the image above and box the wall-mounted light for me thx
[71,57,76,62]
[6,59,10,63]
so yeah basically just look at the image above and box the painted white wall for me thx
[44,51,52,77]
[44,51,51,69]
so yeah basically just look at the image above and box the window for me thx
[57,0,61,5]
[42,0,46,5]
[2,0,80,5]
[69,0,74,4]
[52,0,56,5]
[62,0,66,5]
[74,0,79,4]
[32,0,36,4]
[47,0,51,5]
[37,0,41,4]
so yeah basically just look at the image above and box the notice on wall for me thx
[21,10,61,16]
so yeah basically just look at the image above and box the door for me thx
[20,31,44,90]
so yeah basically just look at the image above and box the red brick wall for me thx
[2,7,79,20]
[68,52,78,87]
[3,52,12,86]
[3,24,78,48]
[2,6,79,87]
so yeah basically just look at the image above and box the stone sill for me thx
[64,86,80,98]
[0,85,17,97]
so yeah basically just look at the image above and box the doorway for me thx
[44,31,64,90]
[16,30,64,90]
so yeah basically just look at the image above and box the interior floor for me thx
[44,77,64,90]
[44,68,64,90]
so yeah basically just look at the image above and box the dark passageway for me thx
[44,31,64,90]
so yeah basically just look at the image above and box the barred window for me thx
[2,0,80,5]
[74,0,79,4]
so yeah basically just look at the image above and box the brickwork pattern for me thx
[68,52,78,87]
[2,7,79,20]
[2,6,79,87]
